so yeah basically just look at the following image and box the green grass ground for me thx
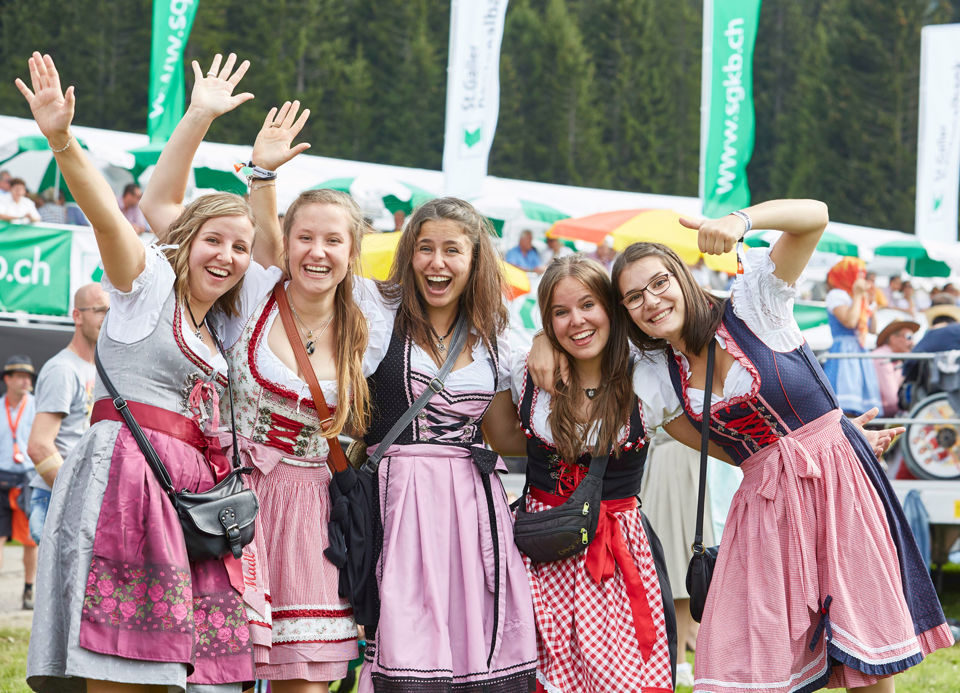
[3,567,959,692]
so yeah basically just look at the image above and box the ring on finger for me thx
[270,123,282,128]
[207,72,217,77]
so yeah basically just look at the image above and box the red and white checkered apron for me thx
[693,409,954,692]
[525,490,673,693]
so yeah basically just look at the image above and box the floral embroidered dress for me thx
[513,356,680,693]
[213,262,393,683]
[27,246,253,693]
[662,248,954,693]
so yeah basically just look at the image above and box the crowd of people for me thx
[1,50,956,693]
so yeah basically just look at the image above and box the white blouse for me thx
[510,350,684,446]
[683,247,803,410]
[101,244,228,374]
[210,261,396,406]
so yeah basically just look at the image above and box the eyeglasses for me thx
[621,273,673,310]
[77,306,109,315]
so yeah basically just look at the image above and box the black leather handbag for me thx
[95,343,258,561]
[512,450,610,564]
[685,338,719,623]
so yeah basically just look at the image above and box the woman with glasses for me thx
[513,255,741,692]
[529,199,950,693]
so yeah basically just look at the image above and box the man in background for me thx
[118,183,150,235]
[1,355,38,609]
[27,284,108,542]
[506,229,542,271]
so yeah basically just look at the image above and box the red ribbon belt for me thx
[528,486,657,660]
[91,398,232,481]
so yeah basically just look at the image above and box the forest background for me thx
[0,0,958,234]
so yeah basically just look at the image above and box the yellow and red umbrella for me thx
[548,208,738,274]
[359,231,530,299]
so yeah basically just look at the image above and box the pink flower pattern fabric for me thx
[83,556,250,657]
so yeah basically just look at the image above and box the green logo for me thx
[933,195,943,211]
[464,127,482,148]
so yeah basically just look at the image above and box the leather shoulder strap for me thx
[272,281,349,474]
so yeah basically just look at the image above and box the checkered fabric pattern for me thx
[525,497,673,693]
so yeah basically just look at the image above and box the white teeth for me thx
[649,308,670,323]
[207,267,228,278]
[304,265,331,275]
[571,330,595,340]
[426,275,451,283]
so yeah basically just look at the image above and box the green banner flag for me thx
[147,0,200,144]
[699,0,762,217]
[0,223,73,315]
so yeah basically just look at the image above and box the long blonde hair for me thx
[379,197,508,358]
[538,256,634,464]
[282,189,371,435]
[163,193,256,318]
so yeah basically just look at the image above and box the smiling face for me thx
[285,202,354,296]
[186,215,254,306]
[617,255,686,346]
[548,276,610,367]
[411,219,473,313]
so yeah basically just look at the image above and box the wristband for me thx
[245,162,277,183]
[249,180,276,192]
[35,451,64,477]
[729,209,752,239]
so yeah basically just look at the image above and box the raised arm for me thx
[15,52,144,291]
[139,53,253,239]
[247,101,311,268]
[681,199,829,286]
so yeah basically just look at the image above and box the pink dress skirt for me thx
[693,410,954,692]
[240,439,358,682]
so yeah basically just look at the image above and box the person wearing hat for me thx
[872,319,920,417]
[1,354,38,610]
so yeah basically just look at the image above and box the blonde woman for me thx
[19,53,256,692]
[139,59,390,692]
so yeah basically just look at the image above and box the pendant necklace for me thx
[429,319,457,353]
[288,294,333,355]
[583,387,598,400]
[185,302,205,341]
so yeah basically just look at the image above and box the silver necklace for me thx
[584,387,598,400]
[185,302,205,341]
[429,321,456,352]
[287,294,333,355]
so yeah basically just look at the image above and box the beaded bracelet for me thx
[730,209,752,239]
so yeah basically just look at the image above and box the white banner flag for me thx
[915,24,960,243]
[442,0,509,199]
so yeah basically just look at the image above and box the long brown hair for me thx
[380,197,508,358]
[282,189,371,436]
[538,256,635,464]
[163,192,256,319]
[611,242,723,355]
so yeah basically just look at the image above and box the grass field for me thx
[3,568,959,692]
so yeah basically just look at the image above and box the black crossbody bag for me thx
[685,338,719,622]
[94,340,258,561]
[512,449,611,564]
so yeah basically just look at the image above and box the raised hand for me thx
[188,53,254,119]
[251,101,311,171]
[14,52,75,147]
[679,213,745,255]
